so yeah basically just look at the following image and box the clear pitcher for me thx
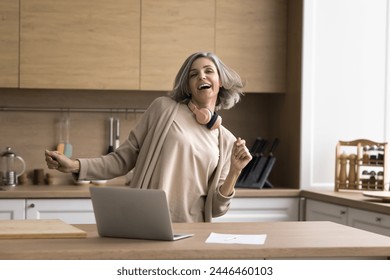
[1,147,26,186]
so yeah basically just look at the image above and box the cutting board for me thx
[363,191,390,202]
[0,219,87,239]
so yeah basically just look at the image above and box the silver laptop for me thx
[89,186,193,241]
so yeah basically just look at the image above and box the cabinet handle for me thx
[29,203,35,208]
[340,210,346,215]
[376,217,382,222]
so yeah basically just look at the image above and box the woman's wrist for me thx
[220,169,241,196]
[71,159,80,174]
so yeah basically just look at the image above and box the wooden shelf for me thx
[335,139,388,192]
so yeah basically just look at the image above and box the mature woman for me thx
[45,51,252,222]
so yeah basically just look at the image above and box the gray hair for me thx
[168,51,245,111]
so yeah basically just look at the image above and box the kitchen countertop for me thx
[234,187,300,197]
[0,185,300,199]
[0,185,92,198]
[1,185,389,215]
[1,221,390,260]
[301,188,390,215]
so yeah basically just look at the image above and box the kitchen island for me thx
[1,221,390,260]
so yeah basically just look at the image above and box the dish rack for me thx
[335,139,388,191]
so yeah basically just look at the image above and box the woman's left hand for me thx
[231,137,252,172]
[219,137,253,197]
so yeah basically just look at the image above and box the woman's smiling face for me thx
[188,57,221,108]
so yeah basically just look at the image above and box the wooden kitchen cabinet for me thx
[216,0,287,93]
[0,199,25,220]
[20,0,140,89]
[0,0,19,88]
[140,0,215,90]
[12,0,288,92]
[212,197,299,222]
[141,0,288,92]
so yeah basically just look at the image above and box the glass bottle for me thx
[361,170,370,188]
[362,145,370,164]
[368,145,378,164]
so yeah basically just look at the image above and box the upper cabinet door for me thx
[20,0,140,90]
[140,0,215,91]
[0,0,19,88]
[216,0,287,93]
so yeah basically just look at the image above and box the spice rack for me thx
[335,139,388,191]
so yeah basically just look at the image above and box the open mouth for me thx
[198,83,211,90]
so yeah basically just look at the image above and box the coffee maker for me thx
[1,147,26,187]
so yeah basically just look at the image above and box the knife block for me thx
[335,139,388,191]
[235,137,279,189]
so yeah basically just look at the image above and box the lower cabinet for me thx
[348,208,390,237]
[305,199,390,237]
[0,199,25,220]
[212,197,300,222]
[305,199,348,224]
[0,198,95,224]
[26,199,95,224]
[2,197,299,224]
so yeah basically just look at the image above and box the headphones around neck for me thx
[187,101,222,130]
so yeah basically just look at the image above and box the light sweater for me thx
[78,97,236,222]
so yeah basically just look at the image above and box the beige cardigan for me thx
[78,97,235,222]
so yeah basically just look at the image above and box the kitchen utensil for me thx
[0,147,26,187]
[63,117,73,158]
[236,137,263,186]
[56,118,65,154]
[237,139,268,187]
[114,118,120,150]
[107,117,114,154]
[56,117,73,157]
[235,138,279,189]
[255,138,279,188]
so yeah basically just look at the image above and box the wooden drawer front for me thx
[305,199,348,225]
[348,208,390,237]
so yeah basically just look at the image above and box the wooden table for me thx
[1,221,390,260]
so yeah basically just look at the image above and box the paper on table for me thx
[205,232,267,245]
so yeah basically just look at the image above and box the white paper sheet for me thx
[205,232,267,245]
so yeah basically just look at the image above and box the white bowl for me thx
[91,180,107,186]
[74,180,90,185]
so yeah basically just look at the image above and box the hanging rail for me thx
[0,106,146,114]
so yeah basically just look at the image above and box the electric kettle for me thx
[1,147,26,187]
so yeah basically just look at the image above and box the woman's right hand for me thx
[45,150,80,173]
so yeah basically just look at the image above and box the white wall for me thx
[300,0,390,188]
